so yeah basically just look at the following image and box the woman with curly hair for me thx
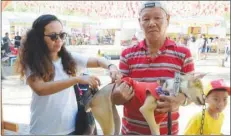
[15,14,120,135]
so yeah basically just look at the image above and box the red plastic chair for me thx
[10,46,18,55]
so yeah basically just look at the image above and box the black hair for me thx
[15,14,77,82]
[206,88,228,97]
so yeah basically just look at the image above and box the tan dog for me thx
[85,73,206,135]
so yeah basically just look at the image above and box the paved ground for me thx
[2,53,230,135]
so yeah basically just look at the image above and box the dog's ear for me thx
[193,73,208,80]
[181,72,207,81]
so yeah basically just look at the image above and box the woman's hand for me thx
[108,64,121,82]
[78,75,101,89]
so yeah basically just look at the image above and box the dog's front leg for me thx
[139,91,160,135]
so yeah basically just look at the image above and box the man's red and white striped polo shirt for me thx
[119,38,194,135]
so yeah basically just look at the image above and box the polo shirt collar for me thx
[138,37,175,51]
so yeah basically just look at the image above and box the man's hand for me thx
[156,93,186,113]
[111,81,134,105]
[108,64,121,82]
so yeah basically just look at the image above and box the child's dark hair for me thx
[206,88,228,97]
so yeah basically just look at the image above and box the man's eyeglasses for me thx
[44,32,67,41]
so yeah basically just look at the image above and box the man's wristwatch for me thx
[108,64,115,69]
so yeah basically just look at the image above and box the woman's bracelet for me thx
[107,64,115,69]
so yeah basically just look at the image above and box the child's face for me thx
[206,90,229,113]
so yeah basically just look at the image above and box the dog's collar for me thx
[156,86,170,96]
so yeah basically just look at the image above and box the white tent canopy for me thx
[2,11,38,23]
[2,11,98,24]
[170,15,224,26]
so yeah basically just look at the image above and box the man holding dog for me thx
[112,1,195,135]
